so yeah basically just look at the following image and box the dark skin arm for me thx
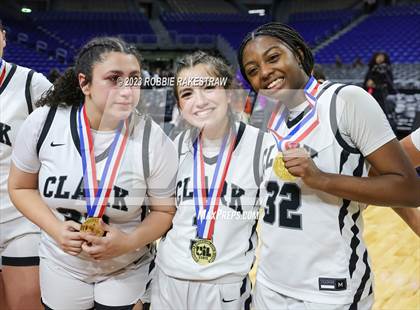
[283,138,420,207]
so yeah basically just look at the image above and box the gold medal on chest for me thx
[80,217,104,237]
[191,239,217,265]
[273,153,296,181]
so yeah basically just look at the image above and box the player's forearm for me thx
[316,172,420,207]
[8,188,62,237]
[392,207,420,236]
[125,209,175,251]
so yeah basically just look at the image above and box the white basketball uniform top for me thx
[156,122,275,282]
[0,59,51,223]
[411,127,420,151]
[12,105,177,279]
[258,82,395,304]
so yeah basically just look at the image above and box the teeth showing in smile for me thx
[267,77,284,89]
[195,109,213,117]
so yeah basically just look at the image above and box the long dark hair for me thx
[238,22,314,90]
[37,37,142,107]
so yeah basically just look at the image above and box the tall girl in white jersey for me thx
[386,127,420,237]
[152,51,274,310]
[8,37,177,310]
[238,22,420,310]
[0,18,52,310]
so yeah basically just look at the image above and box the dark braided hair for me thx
[37,37,142,107]
[238,22,314,89]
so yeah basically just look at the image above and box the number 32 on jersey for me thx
[263,182,302,229]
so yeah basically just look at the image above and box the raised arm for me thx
[284,86,420,207]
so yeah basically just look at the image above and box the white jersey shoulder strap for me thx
[25,69,35,114]
[328,84,361,154]
[36,106,58,155]
[142,116,152,182]
[0,63,17,95]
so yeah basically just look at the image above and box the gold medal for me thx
[80,217,104,237]
[273,153,296,181]
[191,239,217,265]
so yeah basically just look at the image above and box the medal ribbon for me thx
[0,59,6,87]
[78,104,129,218]
[268,76,320,151]
[193,129,236,240]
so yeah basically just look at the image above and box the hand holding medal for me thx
[81,219,133,260]
[80,217,105,237]
[269,77,324,185]
[273,142,299,182]
[51,220,85,256]
[281,146,325,188]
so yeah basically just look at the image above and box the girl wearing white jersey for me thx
[392,127,420,236]
[0,19,52,310]
[8,37,177,310]
[400,127,420,167]
[152,51,274,309]
[238,23,420,310]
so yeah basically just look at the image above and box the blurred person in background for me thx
[352,56,364,68]
[364,52,395,115]
[312,64,326,83]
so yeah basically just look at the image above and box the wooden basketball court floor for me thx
[249,206,420,309]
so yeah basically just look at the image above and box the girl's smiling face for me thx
[177,63,230,136]
[241,35,309,97]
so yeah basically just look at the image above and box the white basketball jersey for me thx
[411,127,420,151]
[258,83,381,305]
[0,60,51,223]
[156,122,275,282]
[12,105,177,279]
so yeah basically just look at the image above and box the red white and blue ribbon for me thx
[0,59,6,87]
[268,76,320,151]
[78,104,129,218]
[193,130,236,240]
